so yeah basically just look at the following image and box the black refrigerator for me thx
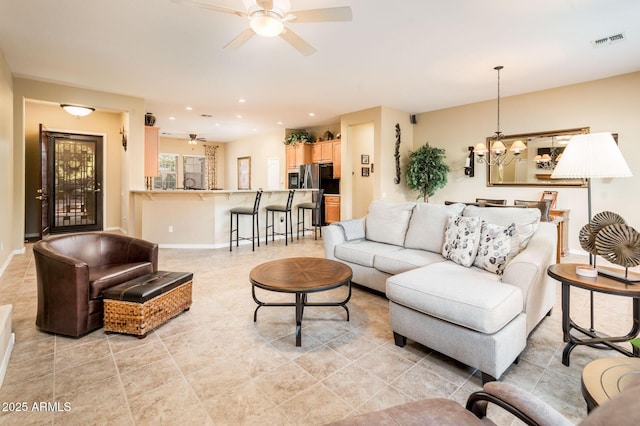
[299,163,340,225]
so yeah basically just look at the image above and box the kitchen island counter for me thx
[129,189,315,247]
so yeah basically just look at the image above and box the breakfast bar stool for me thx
[297,189,324,240]
[265,190,295,246]
[229,190,262,251]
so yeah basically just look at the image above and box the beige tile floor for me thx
[0,237,634,425]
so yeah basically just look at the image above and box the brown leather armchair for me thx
[34,232,158,337]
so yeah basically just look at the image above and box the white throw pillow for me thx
[365,201,416,246]
[473,222,519,275]
[441,215,482,267]
[463,205,540,250]
[404,203,466,253]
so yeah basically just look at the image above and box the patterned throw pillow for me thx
[441,215,483,267]
[473,222,519,275]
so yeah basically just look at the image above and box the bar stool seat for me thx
[297,189,324,240]
[229,190,262,251]
[265,190,295,246]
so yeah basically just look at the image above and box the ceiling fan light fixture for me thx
[250,14,284,37]
[60,104,95,117]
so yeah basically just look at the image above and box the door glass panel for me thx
[53,138,97,228]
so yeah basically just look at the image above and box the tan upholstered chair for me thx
[515,199,552,222]
[327,378,640,425]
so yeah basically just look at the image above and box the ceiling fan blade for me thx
[287,6,352,23]
[257,0,274,10]
[180,0,247,18]
[224,28,255,50]
[279,28,316,56]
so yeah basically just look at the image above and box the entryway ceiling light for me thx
[60,104,95,117]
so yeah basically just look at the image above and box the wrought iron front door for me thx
[47,132,103,233]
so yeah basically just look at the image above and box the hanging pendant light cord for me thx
[495,65,503,140]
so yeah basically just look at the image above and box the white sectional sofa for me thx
[323,200,557,382]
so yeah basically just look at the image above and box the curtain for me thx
[204,145,219,190]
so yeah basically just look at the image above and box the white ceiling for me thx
[1,0,639,142]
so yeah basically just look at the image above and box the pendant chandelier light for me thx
[473,66,526,167]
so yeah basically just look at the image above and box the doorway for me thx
[41,131,104,234]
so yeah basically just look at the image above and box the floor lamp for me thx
[551,132,632,330]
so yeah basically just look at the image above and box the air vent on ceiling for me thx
[592,32,626,48]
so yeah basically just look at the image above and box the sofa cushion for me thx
[365,200,416,246]
[463,205,541,250]
[374,248,446,275]
[404,203,465,253]
[474,222,519,275]
[334,240,402,268]
[441,215,482,267]
[386,262,523,334]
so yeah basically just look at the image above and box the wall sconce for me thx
[120,127,127,152]
[60,104,95,117]
[464,146,474,177]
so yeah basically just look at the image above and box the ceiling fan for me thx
[176,0,353,55]
[188,133,206,145]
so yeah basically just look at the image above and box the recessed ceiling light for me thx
[309,112,315,117]
[169,116,176,120]
[239,99,246,103]
[276,121,283,125]
[185,106,193,111]
[215,123,220,127]
[236,115,242,119]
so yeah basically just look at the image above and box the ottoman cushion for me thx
[386,262,523,334]
[103,271,193,303]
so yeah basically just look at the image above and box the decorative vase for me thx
[145,112,156,127]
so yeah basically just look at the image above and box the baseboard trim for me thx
[0,252,15,278]
[0,332,15,388]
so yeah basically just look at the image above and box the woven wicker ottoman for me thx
[103,271,193,338]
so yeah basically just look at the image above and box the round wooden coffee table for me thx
[581,357,640,412]
[250,257,352,346]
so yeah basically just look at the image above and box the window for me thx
[153,153,178,190]
[183,155,206,189]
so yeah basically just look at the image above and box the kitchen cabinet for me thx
[144,126,159,177]
[286,142,311,171]
[325,195,340,224]
[332,141,341,178]
[311,140,336,164]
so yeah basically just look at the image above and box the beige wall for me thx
[224,129,285,190]
[340,106,414,220]
[23,102,125,237]
[349,123,374,219]
[12,77,146,248]
[0,50,14,271]
[414,71,640,253]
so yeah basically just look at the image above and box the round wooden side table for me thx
[581,357,640,412]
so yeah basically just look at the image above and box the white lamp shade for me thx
[509,140,527,152]
[551,132,632,179]
[490,141,506,153]
[473,143,488,154]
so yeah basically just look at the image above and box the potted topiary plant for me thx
[405,143,450,202]
[283,131,313,145]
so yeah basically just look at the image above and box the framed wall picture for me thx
[237,156,251,190]
[361,154,370,164]
[362,167,370,177]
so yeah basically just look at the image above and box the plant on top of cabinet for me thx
[284,131,313,145]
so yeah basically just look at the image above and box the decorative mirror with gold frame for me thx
[486,127,590,187]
